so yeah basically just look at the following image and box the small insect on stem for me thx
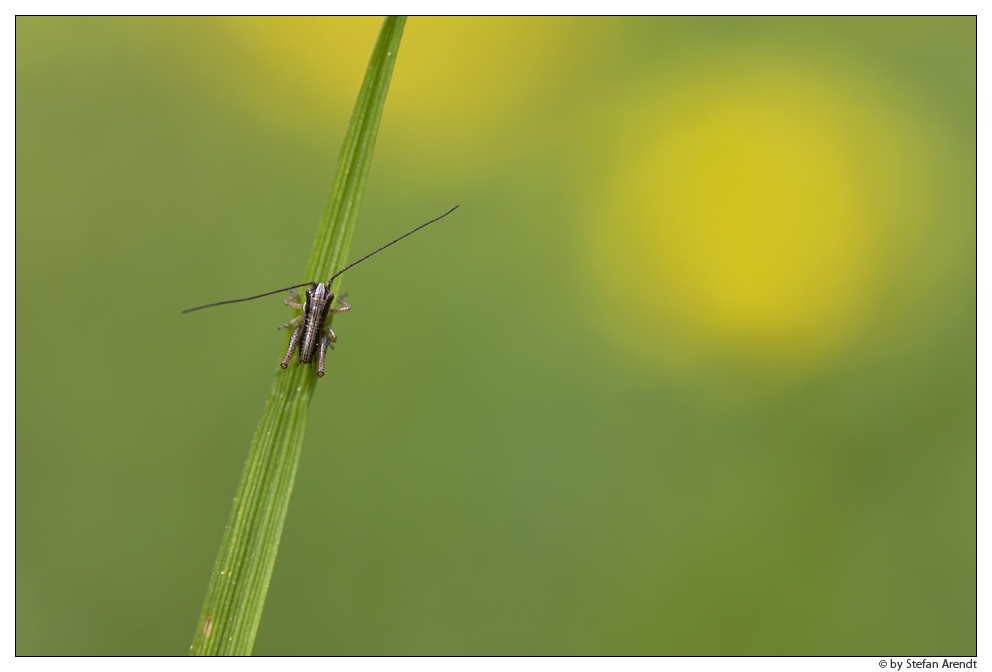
[183,206,459,377]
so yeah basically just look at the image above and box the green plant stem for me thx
[190,16,406,656]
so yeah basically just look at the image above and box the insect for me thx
[183,206,459,377]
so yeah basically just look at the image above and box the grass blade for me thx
[189,16,407,656]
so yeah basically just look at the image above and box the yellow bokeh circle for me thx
[589,62,930,373]
[222,17,581,163]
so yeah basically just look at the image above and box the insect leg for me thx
[278,315,304,330]
[284,290,304,310]
[330,294,351,314]
[317,332,329,377]
[280,324,303,369]
[324,325,337,343]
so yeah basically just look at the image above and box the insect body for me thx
[183,206,458,378]
[278,284,351,377]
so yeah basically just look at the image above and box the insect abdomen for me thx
[298,314,324,363]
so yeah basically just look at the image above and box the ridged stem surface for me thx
[189,16,406,656]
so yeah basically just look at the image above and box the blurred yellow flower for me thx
[223,17,581,164]
[590,59,934,373]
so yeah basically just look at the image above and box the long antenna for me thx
[181,282,316,314]
[327,205,459,284]
[181,206,459,314]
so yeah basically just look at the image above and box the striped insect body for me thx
[278,283,351,377]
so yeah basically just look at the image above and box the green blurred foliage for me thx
[16,17,974,654]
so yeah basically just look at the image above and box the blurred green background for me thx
[16,17,975,655]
